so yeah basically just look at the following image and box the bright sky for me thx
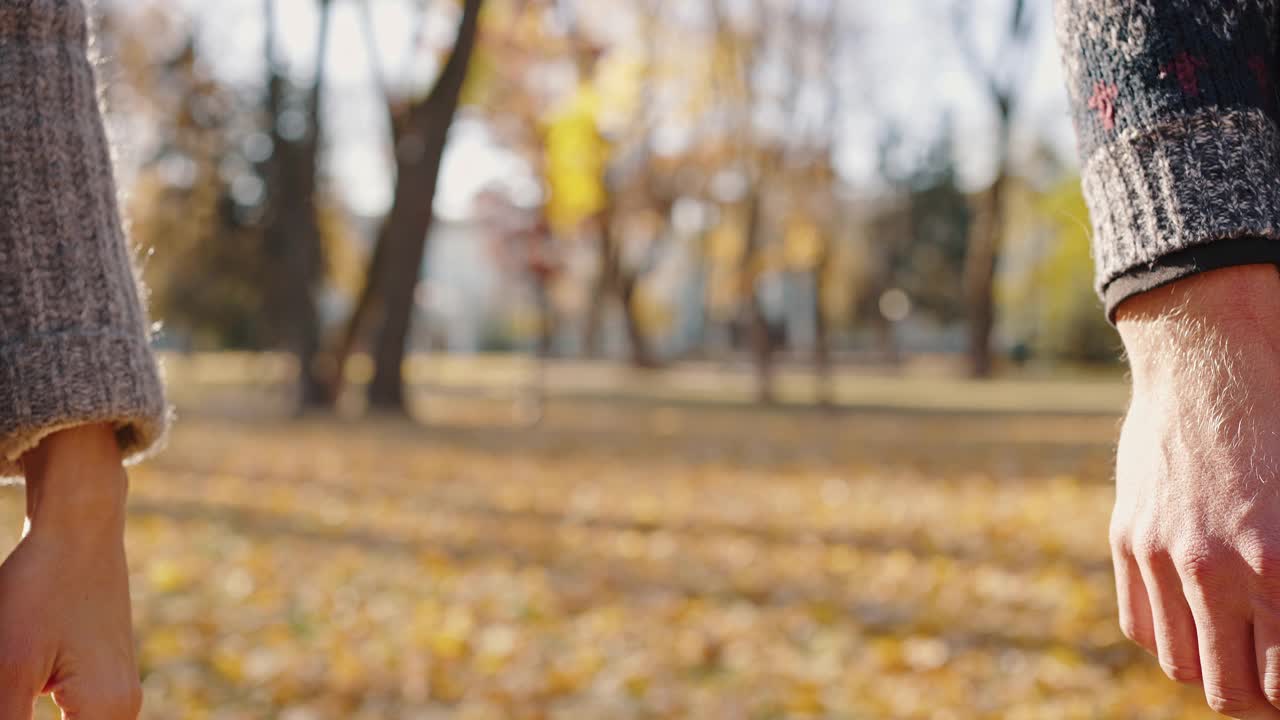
[843,0,1076,190]
[134,0,1076,221]
[160,0,515,220]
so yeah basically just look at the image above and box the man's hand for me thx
[0,425,141,720]
[1115,264,1280,718]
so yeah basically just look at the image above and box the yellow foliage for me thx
[542,85,610,233]
[630,283,676,337]
[705,216,747,265]
[783,216,825,271]
[706,266,741,319]
[1028,178,1118,360]
[1035,178,1096,310]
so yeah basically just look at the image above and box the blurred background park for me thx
[7,0,1222,717]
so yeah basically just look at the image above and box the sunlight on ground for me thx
[6,402,1208,719]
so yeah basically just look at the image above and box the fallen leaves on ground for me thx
[5,401,1209,719]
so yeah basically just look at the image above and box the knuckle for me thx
[1205,687,1262,716]
[1175,547,1225,586]
[1118,617,1142,643]
[1117,615,1150,647]
[1264,674,1280,707]
[1129,526,1166,563]
[1162,662,1201,685]
[1244,545,1280,588]
[1109,525,1133,556]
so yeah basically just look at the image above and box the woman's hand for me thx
[0,425,141,720]
[1114,265,1280,718]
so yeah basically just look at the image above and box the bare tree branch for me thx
[950,0,1031,114]
[359,0,392,104]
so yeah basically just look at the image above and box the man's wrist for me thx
[21,424,128,539]
[1115,263,1280,328]
[1116,264,1280,390]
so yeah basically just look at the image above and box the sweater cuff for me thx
[0,330,169,478]
[1082,107,1280,309]
[0,1,88,44]
[1102,237,1280,321]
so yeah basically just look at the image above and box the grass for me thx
[162,352,1131,416]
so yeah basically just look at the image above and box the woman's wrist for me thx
[20,424,128,540]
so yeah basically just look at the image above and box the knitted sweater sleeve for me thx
[1056,0,1280,320]
[0,0,167,475]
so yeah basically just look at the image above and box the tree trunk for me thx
[619,271,656,368]
[582,220,613,358]
[963,173,1006,379]
[534,280,557,358]
[366,0,485,413]
[742,192,774,404]
[582,200,656,367]
[263,0,332,411]
[367,163,436,411]
[812,246,833,408]
[323,222,390,404]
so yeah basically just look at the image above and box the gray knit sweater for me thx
[0,0,166,475]
[1057,0,1280,318]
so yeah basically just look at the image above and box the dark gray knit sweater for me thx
[1057,0,1280,318]
[0,0,166,475]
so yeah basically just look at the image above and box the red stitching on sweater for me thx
[1160,52,1208,96]
[1249,54,1269,94]
[1088,81,1119,130]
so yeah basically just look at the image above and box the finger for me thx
[1184,575,1277,718]
[0,691,35,720]
[1114,541,1158,654]
[1138,552,1201,683]
[53,677,142,720]
[1256,608,1280,709]
[54,691,138,720]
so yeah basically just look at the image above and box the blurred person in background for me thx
[0,0,167,718]
[1059,1,1280,717]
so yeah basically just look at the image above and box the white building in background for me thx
[413,218,503,353]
